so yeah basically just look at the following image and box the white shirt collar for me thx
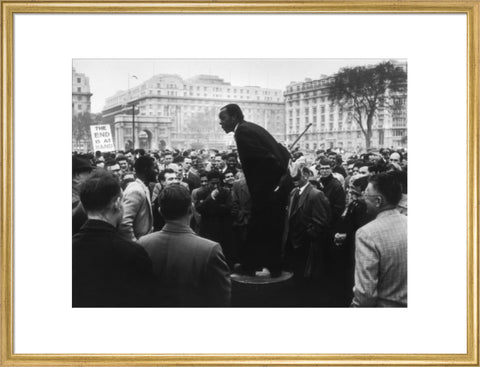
[298,182,309,195]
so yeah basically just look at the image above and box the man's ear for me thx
[112,196,122,212]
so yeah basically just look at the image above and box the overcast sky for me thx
[73,58,399,113]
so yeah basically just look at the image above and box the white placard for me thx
[90,124,115,152]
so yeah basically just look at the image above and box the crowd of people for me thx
[72,104,407,308]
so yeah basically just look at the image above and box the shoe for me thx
[255,268,271,277]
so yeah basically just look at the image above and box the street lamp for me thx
[127,74,138,150]
[126,102,138,150]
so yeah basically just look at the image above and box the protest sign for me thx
[90,124,115,152]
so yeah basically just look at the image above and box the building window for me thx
[321,115,325,122]
[321,106,325,113]
[77,87,81,92]
[77,78,81,83]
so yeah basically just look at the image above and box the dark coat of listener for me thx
[72,170,164,307]
[320,173,346,231]
[185,170,201,191]
[72,202,87,236]
[334,175,375,305]
[73,220,162,307]
[282,182,332,279]
[196,171,234,268]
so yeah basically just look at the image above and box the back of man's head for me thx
[80,170,121,213]
[369,173,402,206]
[73,155,93,176]
[207,170,221,181]
[134,156,154,175]
[134,148,146,157]
[173,155,184,164]
[221,104,244,121]
[159,185,191,220]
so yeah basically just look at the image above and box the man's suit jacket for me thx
[119,179,153,240]
[282,183,331,251]
[231,179,251,227]
[282,184,331,277]
[352,208,407,307]
[185,169,201,191]
[138,222,231,307]
[234,121,290,199]
[320,174,346,230]
[73,219,159,307]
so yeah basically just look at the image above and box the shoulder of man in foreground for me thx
[357,209,406,234]
[139,227,219,249]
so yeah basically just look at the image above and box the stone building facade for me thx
[284,70,407,154]
[102,74,285,151]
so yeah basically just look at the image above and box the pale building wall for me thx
[72,68,92,116]
[103,74,286,150]
[284,75,407,154]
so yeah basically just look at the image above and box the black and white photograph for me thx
[72,58,408,308]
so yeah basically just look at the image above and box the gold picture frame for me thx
[1,1,479,365]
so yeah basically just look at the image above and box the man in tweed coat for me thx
[352,173,407,307]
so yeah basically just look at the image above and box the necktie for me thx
[291,188,300,213]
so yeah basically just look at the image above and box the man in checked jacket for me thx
[352,173,407,307]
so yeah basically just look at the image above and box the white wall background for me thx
[13,13,466,354]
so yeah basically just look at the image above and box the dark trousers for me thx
[240,192,284,272]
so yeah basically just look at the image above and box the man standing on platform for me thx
[219,104,290,276]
